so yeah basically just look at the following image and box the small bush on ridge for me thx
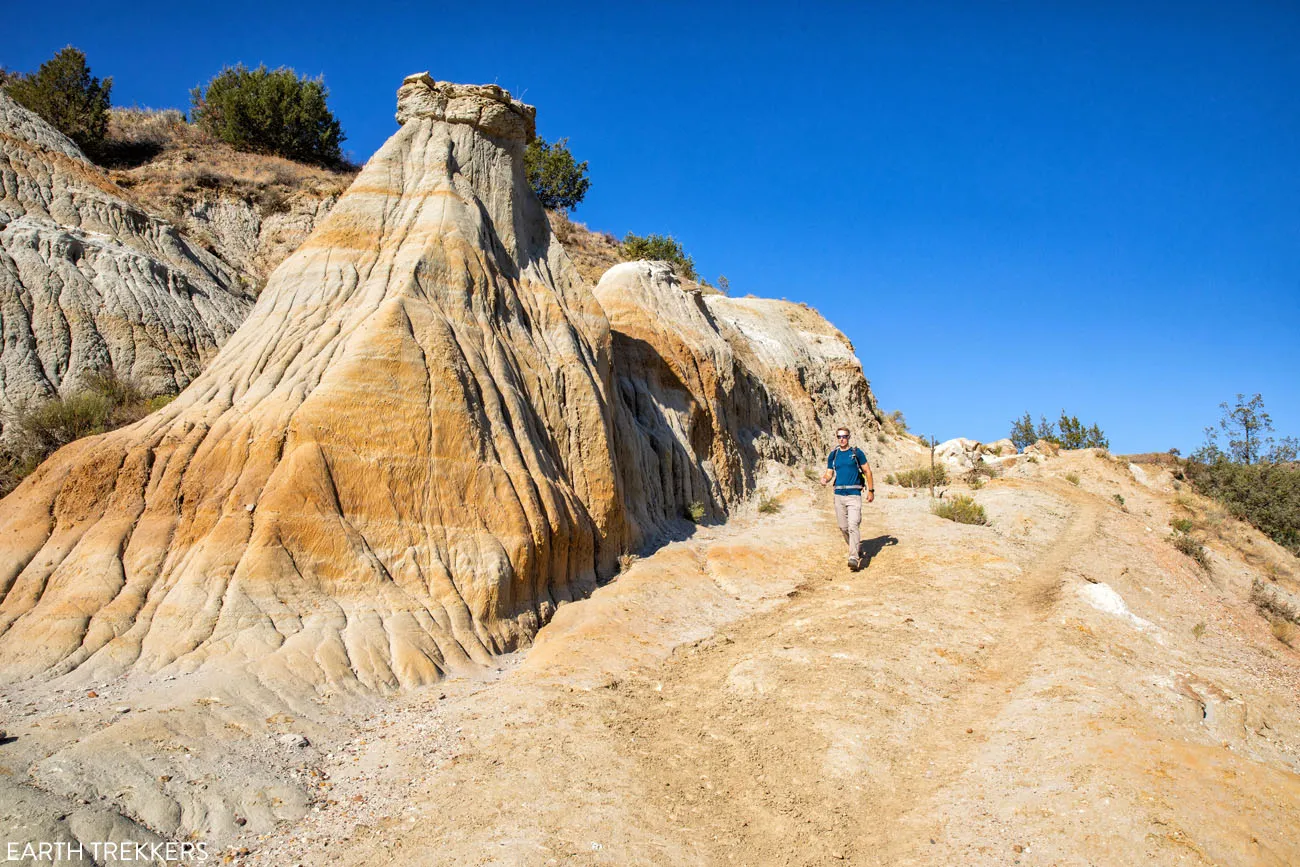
[932,495,988,526]
[524,136,590,212]
[191,64,344,166]
[4,47,112,155]
[1170,532,1210,570]
[1010,411,1108,451]
[622,232,697,280]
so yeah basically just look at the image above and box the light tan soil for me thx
[235,453,1300,866]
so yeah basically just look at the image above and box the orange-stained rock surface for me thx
[0,90,250,439]
[598,260,895,538]
[0,75,627,691]
[0,76,894,696]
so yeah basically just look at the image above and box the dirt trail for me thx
[247,458,1300,867]
[591,483,1101,865]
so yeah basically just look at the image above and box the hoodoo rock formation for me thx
[0,75,624,690]
[0,91,250,442]
[597,261,883,533]
[0,75,886,694]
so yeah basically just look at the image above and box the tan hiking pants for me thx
[834,493,862,561]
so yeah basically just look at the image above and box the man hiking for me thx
[820,426,875,570]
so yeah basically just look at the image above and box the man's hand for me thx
[820,468,834,486]
[866,491,875,503]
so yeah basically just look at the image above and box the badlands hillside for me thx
[0,75,1296,866]
[0,90,250,446]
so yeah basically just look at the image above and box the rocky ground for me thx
[146,449,1294,867]
[2,451,1297,865]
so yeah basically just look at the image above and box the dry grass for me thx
[1272,619,1297,647]
[965,461,999,486]
[1251,578,1299,625]
[100,108,357,224]
[547,211,623,285]
[617,552,639,573]
[1170,532,1211,570]
[887,464,949,489]
[932,494,989,526]
[757,492,782,514]
[1065,472,1081,486]
[0,368,164,497]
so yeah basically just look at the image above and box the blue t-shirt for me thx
[827,447,869,496]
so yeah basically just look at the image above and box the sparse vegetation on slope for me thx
[887,464,948,489]
[1,369,170,496]
[932,494,988,525]
[1170,530,1211,570]
[1185,394,1300,556]
[191,64,345,166]
[622,232,697,280]
[3,46,112,155]
[108,115,355,214]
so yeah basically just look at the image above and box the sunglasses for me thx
[836,434,849,439]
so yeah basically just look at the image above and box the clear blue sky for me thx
[6,1,1297,454]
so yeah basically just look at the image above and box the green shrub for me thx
[1251,577,1298,625]
[1,368,167,496]
[932,494,988,526]
[84,367,142,408]
[524,136,590,212]
[1113,494,1126,508]
[1170,517,1194,534]
[1010,411,1108,451]
[17,391,112,454]
[4,47,112,155]
[890,464,949,489]
[685,501,706,523]
[1170,532,1210,570]
[758,492,781,514]
[622,232,697,280]
[1185,459,1300,556]
[1192,622,1207,640]
[191,64,344,166]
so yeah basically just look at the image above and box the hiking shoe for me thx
[848,557,860,572]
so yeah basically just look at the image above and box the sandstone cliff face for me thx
[0,76,890,696]
[182,193,338,292]
[597,261,885,539]
[0,75,624,691]
[0,91,251,442]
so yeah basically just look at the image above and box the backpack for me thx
[828,447,868,489]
